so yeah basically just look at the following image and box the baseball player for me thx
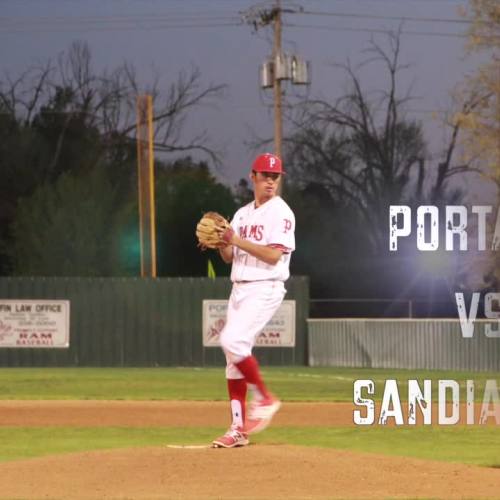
[212,153,295,449]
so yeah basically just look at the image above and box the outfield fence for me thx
[2,277,499,371]
[308,319,500,372]
[0,276,309,367]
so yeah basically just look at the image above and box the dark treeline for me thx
[0,39,486,317]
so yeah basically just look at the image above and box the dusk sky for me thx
[1,0,490,198]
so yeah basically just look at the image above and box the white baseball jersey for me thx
[230,196,295,282]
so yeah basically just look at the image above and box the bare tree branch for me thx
[0,41,227,173]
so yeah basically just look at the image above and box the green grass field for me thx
[0,366,497,401]
[0,367,498,467]
[0,426,499,467]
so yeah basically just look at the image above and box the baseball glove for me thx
[196,212,235,250]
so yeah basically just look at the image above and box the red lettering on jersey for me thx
[284,219,292,233]
[248,225,264,241]
[241,225,264,241]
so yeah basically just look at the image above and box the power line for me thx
[0,22,240,35]
[0,4,477,39]
[297,10,476,25]
[0,13,240,26]
[0,4,473,30]
[287,23,470,39]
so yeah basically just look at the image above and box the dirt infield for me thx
[0,400,497,427]
[1,445,500,500]
[0,400,356,427]
[0,401,499,500]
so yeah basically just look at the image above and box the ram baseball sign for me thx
[203,300,296,347]
[0,300,70,348]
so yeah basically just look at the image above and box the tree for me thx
[0,42,226,170]
[286,33,426,254]
[454,1,500,290]
[284,32,474,254]
[265,32,480,306]
[114,157,237,277]
[234,178,254,207]
[155,158,237,277]
[0,102,52,274]
[284,181,364,298]
[9,156,238,278]
[454,1,500,181]
[9,164,119,276]
[0,41,227,275]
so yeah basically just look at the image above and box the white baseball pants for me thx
[220,280,286,379]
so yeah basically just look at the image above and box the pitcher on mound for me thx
[212,153,296,449]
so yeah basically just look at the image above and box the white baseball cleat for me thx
[212,425,249,449]
[243,397,281,435]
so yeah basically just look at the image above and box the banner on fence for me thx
[203,300,296,347]
[0,300,70,348]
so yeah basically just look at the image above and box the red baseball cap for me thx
[252,153,286,175]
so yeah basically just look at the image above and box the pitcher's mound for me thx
[0,445,500,500]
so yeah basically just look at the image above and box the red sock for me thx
[228,378,247,427]
[235,355,271,401]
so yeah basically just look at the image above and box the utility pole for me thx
[136,94,157,278]
[244,2,309,196]
[273,1,283,196]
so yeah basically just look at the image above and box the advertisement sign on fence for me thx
[203,300,296,347]
[0,300,70,348]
